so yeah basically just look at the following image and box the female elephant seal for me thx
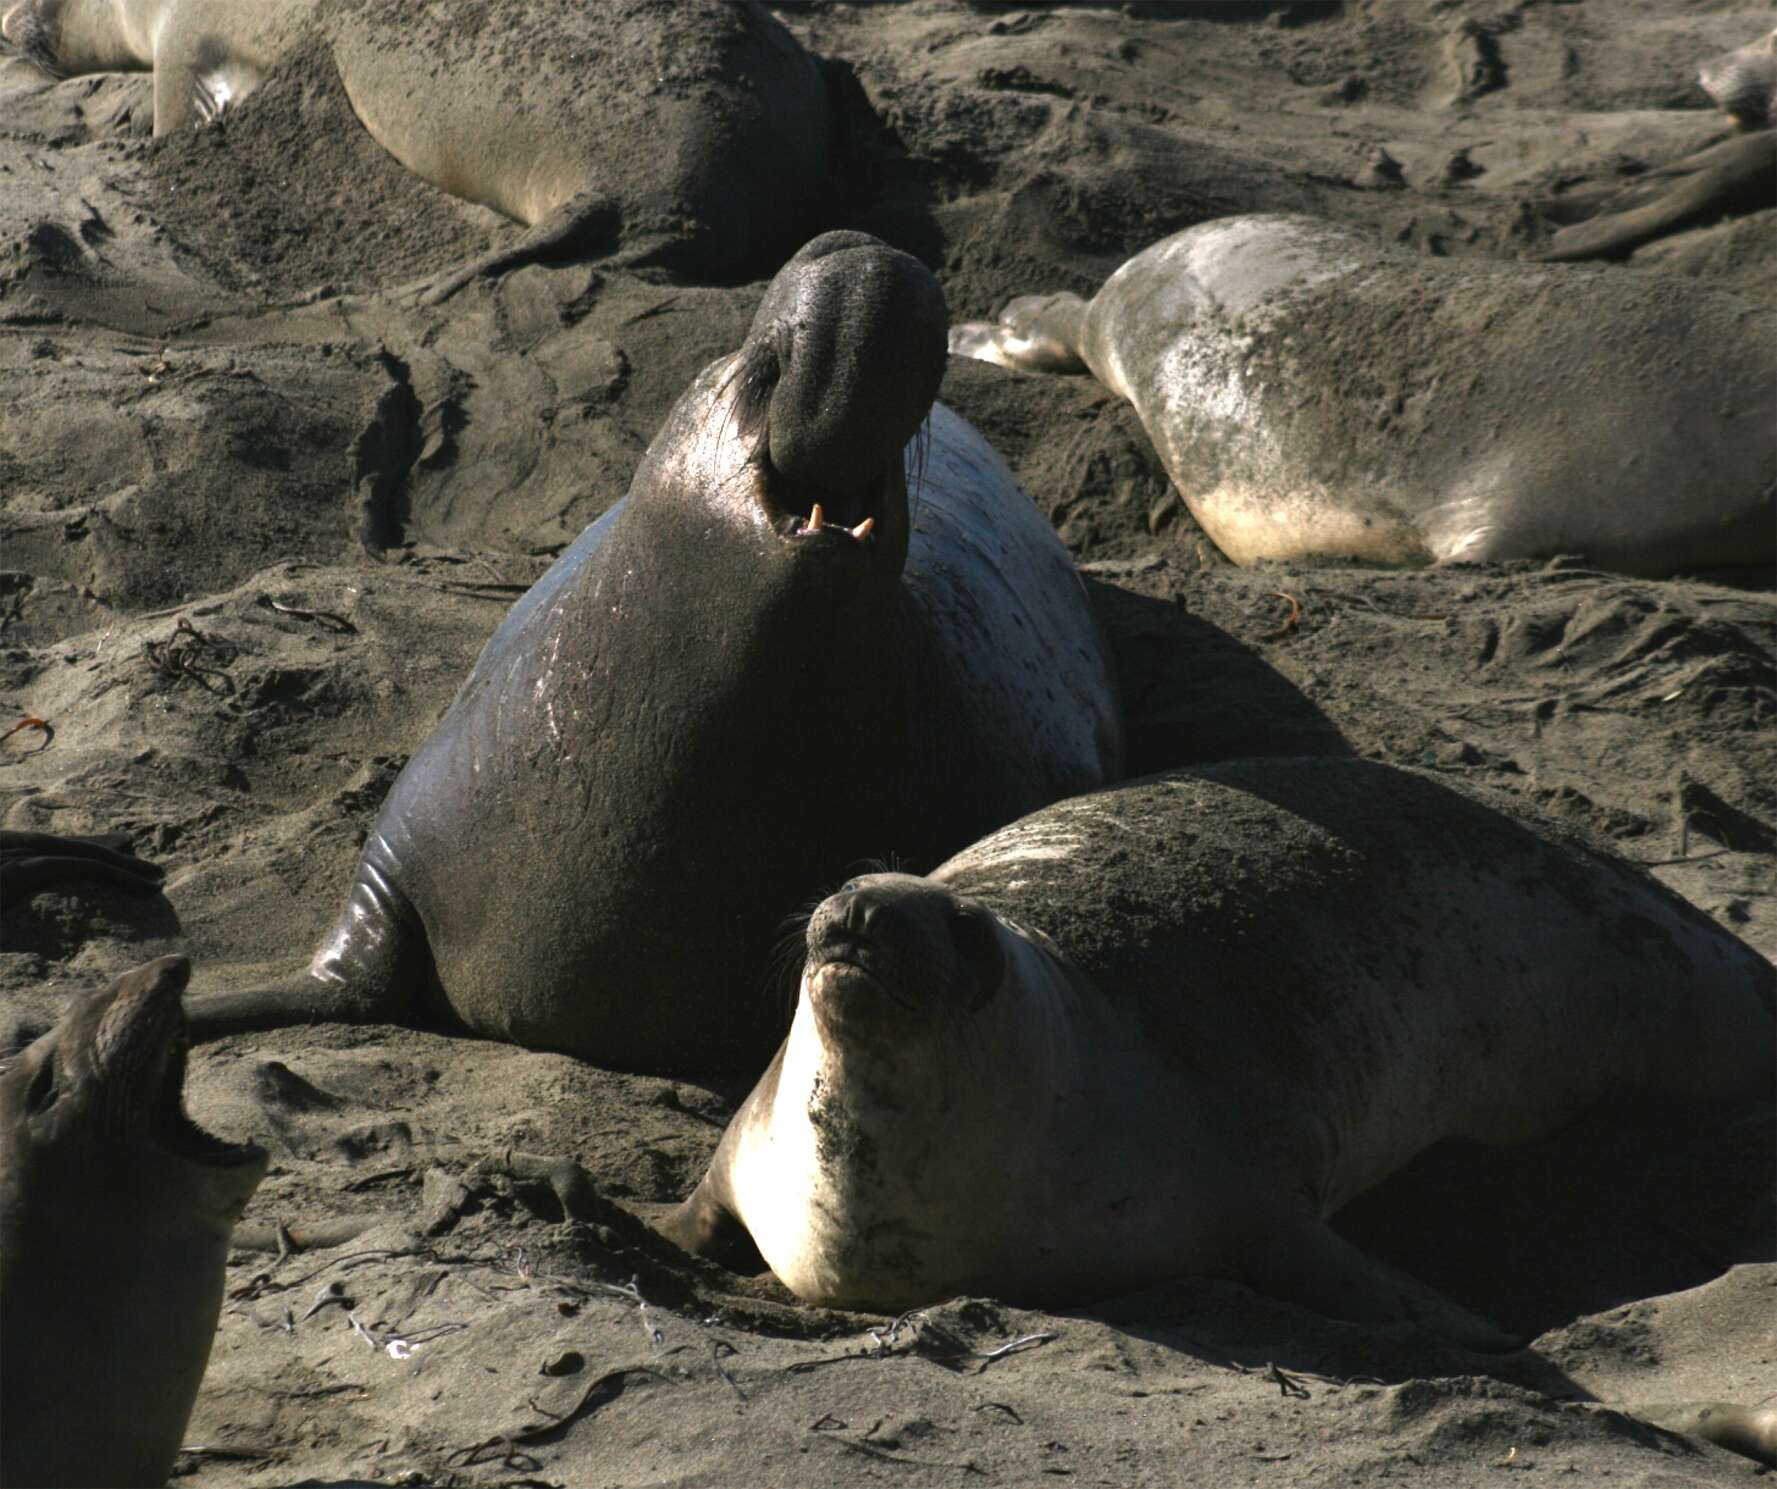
[0,0,831,295]
[660,759,1774,1346]
[950,214,1775,576]
[1537,28,1777,263]
[185,233,1123,1074]
[0,956,267,1489]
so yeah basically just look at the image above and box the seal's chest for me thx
[739,1070,945,1308]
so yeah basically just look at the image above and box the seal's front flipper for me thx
[1248,1210,1519,1353]
[185,857,431,1042]
[655,1177,765,1277]
[413,190,622,307]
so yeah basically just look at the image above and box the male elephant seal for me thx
[660,760,1774,1345]
[949,214,1774,576]
[0,956,267,1489]
[185,233,1123,1074]
[0,0,831,295]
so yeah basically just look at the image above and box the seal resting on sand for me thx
[949,214,1774,576]
[0,0,831,295]
[184,233,1123,1074]
[1536,28,1776,263]
[660,760,1775,1346]
[1635,1401,1777,1469]
[0,956,267,1489]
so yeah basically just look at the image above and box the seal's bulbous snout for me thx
[748,232,948,497]
[806,876,1004,1014]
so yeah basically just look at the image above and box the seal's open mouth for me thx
[99,959,263,1168]
[757,465,883,547]
[151,1028,264,1168]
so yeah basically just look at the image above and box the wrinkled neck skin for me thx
[543,358,913,819]
[1,0,160,73]
[742,923,1104,1310]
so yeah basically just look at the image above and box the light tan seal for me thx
[0,956,267,1489]
[661,760,1775,1348]
[0,0,832,296]
[950,214,1774,576]
[1537,28,1776,263]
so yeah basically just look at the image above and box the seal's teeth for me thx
[808,503,825,532]
[850,517,875,541]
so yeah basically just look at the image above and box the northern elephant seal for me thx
[1635,1401,1777,1469]
[1537,28,1776,263]
[660,760,1774,1344]
[186,233,1123,1074]
[0,0,831,295]
[949,214,1775,576]
[0,829,163,898]
[0,956,267,1489]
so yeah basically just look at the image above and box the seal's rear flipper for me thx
[0,830,165,898]
[1536,132,1777,262]
[1249,1210,1519,1353]
[413,189,622,306]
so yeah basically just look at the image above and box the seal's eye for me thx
[24,1050,59,1116]
[840,879,860,894]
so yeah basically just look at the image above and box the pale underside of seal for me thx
[184,233,1123,1074]
[662,758,1775,1351]
[0,0,832,294]
[950,214,1775,577]
[0,956,266,1489]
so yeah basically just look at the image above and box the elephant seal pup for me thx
[0,0,830,295]
[0,956,267,1489]
[1537,28,1776,263]
[185,233,1123,1074]
[660,760,1775,1344]
[949,215,1775,576]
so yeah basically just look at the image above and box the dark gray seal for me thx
[661,760,1774,1346]
[949,214,1775,576]
[0,829,163,898]
[0,955,267,1489]
[186,232,1123,1074]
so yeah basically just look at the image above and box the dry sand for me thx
[2,2,1774,1485]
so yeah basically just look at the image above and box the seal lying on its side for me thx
[660,760,1775,1346]
[0,0,831,294]
[0,956,267,1489]
[185,233,1123,1074]
[1537,28,1777,263]
[949,215,1774,576]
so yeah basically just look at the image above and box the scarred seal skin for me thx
[0,956,267,1489]
[0,0,831,291]
[185,232,1123,1074]
[662,759,1775,1349]
[950,214,1775,577]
